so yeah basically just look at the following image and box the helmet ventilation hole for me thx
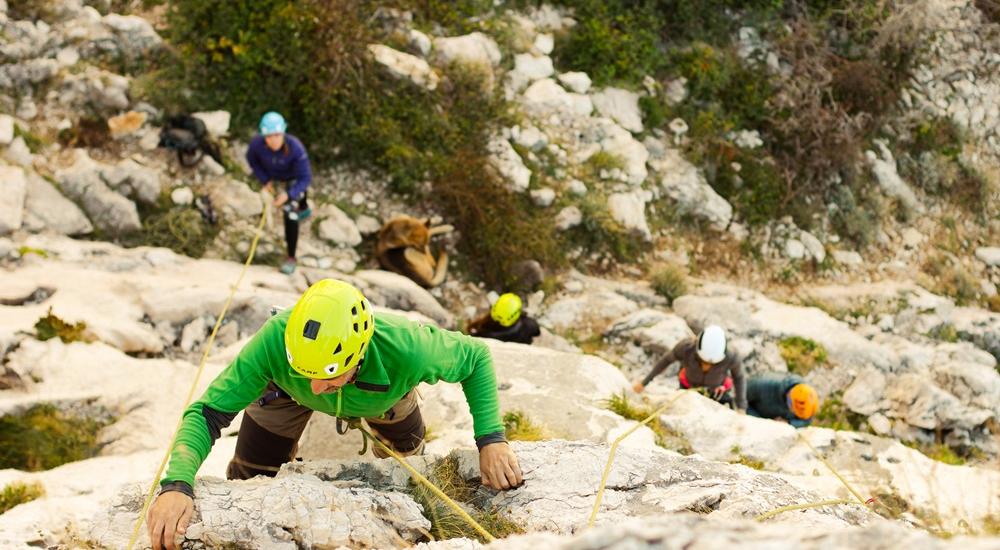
[353,322,359,333]
[334,342,342,354]
[344,353,354,367]
[303,320,321,340]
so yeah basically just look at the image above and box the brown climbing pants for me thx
[226,382,426,480]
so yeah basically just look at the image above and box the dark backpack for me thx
[159,115,223,168]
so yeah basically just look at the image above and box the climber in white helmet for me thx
[633,325,747,411]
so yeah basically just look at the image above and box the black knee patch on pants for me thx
[227,412,298,480]
[368,405,425,453]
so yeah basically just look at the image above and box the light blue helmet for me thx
[259,111,287,135]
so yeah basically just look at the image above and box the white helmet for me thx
[696,325,727,364]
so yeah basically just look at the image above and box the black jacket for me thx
[474,316,540,345]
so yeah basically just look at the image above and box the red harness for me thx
[678,368,733,391]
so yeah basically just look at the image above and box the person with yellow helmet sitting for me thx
[746,372,820,427]
[145,279,522,550]
[467,293,541,345]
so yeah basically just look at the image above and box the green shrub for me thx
[7,0,58,21]
[126,206,220,259]
[34,309,92,344]
[550,0,662,86]
[0,404,111,471]
[0,481,45,514]
[927,323,959,343]
[570,194,646,264]
[777,336,828,375]
[922,255,981,306]
[650,263,688,305]
[812,391,866,432]
[409,456,523,542]
[502,410,548,441]
[903,441,965,466]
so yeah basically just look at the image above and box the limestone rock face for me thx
[0,165,26,234]
[352,269,455,328]
[484,515,1000,550]
[450,441,874,532]
[85,477,430,549]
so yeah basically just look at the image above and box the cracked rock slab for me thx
[84,475,430,549]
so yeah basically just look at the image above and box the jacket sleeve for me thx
[641,342,680,386]
[161,320,277,488]
[416,327,503,442]
[287,146,313,200]
[246,140,269,184]
[730,356,747,410]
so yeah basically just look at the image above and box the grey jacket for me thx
[641,338,747,410]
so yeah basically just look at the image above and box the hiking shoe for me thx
[280,258,297,274]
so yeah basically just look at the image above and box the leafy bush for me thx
[570,193,646,264]
[7,0,58,21]
[650,263,688,305]
[126,206,220,259]
[34,309,93,344]
[922,255,981,306]
[777,336,828,375]
[0,481,45,514]
[550,0,662,86]
[502,410,548,441]
[0,404,111,471]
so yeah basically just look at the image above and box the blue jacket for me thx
[746,373,812,427]
[246,134,312,199]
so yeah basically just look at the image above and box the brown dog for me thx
[376,215,453,288]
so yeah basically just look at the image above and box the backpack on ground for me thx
[158,115,223,168]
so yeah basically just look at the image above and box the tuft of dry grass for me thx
[0,481,45,514]
[502,411,548,442]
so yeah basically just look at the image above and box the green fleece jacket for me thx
[163,310,502,488]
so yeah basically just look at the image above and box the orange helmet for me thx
[788,384,819,419]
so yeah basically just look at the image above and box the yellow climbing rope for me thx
[752,428,873,522]
[126,207,268,550]
[588,390,688,528]
[754,498,856,521]
[352,423,496,543]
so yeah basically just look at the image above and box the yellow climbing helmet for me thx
[788,383,819,420]
[284,279,375,379]
[491,293,522,327]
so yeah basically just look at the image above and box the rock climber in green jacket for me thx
[146,279,522,550]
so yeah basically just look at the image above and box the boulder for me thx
[352,269,454,328]
[590,87,643,133]
[554,206,582,230]
[488,136,531,192]
[317,204,363,247]
[369,44,440,90]
[101,159,161,205]
[102,13,162,53]
[557,71,592,94]
[54,150,141,234]
[529,187,555,207]
[0,164,27,234]
[866,140,924,214]
[407,29,432,56]
[520,78,593,117]
[974,246,1000,267]
[433,32,502,68]
[542,289,638,336]
[649,146,732,231]
[607,191,651,240]
[0,114,13,145]
[207,177,263,218]
[508,53,554,92]
[22,171,93,236]
[4,135,33,167]
[191,110,231,138]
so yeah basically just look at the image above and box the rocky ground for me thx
[1,0,999,549]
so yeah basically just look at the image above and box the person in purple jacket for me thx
[246,112,313,274]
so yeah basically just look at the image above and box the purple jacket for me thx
[246,134,312,199]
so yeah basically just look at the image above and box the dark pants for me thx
[282,188,309,259]
[226,383,425,480]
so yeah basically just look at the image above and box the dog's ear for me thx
[422,218,432,228]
